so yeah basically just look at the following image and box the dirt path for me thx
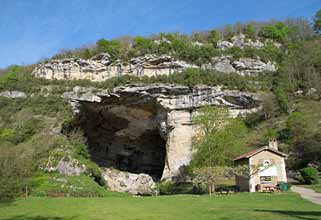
[291,186,321,205]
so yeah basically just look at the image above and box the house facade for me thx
[234,140,287,192]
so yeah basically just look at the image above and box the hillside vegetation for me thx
[0,10,321,200]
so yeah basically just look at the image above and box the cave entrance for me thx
[79,102,166,180]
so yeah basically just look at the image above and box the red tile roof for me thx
[233,146,287,161]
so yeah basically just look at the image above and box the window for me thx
[260,176,272,184]
[263,159,271,166]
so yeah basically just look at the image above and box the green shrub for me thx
[0,128,15,142]
[244,112,265,128]
[260,22,289,42]
[30,173,110,197]
[85,162,105,186]
[0,147,34,200]
[299,167,320,185]
[157,181,176,195]
[96,39,122,60]
[274,86,289,113]
[243,24,257,39]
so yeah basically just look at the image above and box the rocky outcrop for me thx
[103,168,156,195]
[33,54,197,82]
[203,56,276,76]
[217,34,265,50]
[0,91,27,99]
[57,159,86,176]
[40,155,86,176]
[63,84,260,195]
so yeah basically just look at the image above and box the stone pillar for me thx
[161,110,194,181]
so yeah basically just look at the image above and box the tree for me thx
[299,167,320,184]
[96,39,122,60]
[286,112,307,143]
[0,147,34,200]
[192,164,265,195]
[279,38,321,92]
[274,86,289,113]
[192,166,230,195]
[208,30,220,47]
[285,18,315,41]
[243,24,257,39]
[192,106,247,167]
[132,37,156,56]
[260,22,289,42]
[313,9,321,33]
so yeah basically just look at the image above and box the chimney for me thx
[269,139,278,151]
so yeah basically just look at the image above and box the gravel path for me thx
[291,186,321,205]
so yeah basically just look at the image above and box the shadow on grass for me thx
[1,216,77,220]
[255,210,321,220]
[0,200,16,209]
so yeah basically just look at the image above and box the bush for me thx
[85,162,105,186]
[156,181,176,195]
[0,147,34,200]
[260,22,289,42]
[30,173,109,197]
[274,86,289,113]
[299,167,320,185]
[156,181,206,195]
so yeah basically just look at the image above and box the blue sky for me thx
[0,0,320,68]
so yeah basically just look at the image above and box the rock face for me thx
[217,34,265,50]
[203,56,276,76]
[57,159,86,176]
[33,46,276,82]
[63,84,260,195]
[0,91,27,99]
[40,155,86,176]
[103,168,156,195]
[33,54,197,82]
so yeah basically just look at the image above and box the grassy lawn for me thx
[0,193,320,220]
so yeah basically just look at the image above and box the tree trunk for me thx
[211,183,215,194]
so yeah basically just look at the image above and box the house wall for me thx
[249,150,287,192]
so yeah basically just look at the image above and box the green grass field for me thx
[0,193,320,220]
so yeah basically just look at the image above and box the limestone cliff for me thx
[32,54,197,81]
[63,84,260,194]
[32,35,277,81]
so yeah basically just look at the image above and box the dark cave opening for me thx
[78,102,167,180]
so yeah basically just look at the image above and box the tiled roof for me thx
[233,146,287,161]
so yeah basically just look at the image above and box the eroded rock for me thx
[57,159,86,176]
[33,54,197,81]
[103,168,157,195]
[203,56,276,75]
[217,34,265,50]
[63,84,260,189]
[39,156,86,176]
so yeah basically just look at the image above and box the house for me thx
[234,140,287,192]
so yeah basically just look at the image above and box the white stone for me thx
[33,54,197,81]
[0,91,27,99]
[103,168,156,195]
